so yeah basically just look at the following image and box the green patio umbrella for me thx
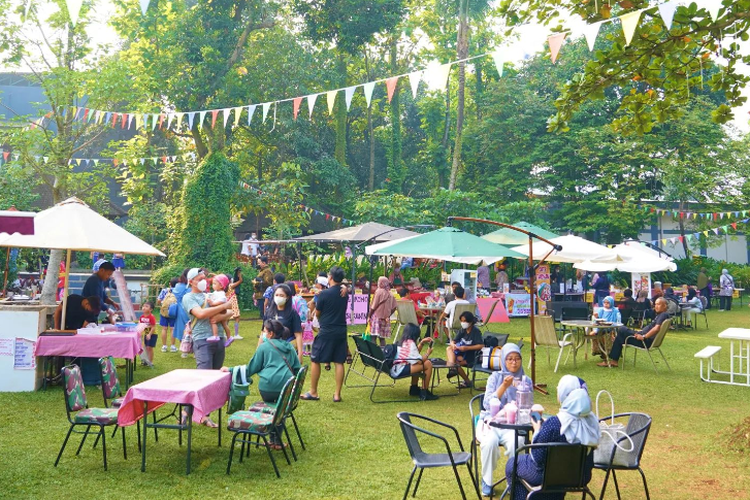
[365,226,524,264]
[481,221,559,246]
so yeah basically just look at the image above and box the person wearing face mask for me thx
[182,268,235,372]
[504,375,599,500]
[261,283,304,363]
[477,343,532,496]
[446,311,483,389]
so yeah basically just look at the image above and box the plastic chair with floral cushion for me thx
[226,376,295,478]
[55,364,127,471]
[98,356,158,447]
[247,366,308,455]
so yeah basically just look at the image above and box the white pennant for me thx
[658,1,678,30]
[261,103,271,123]
[233,107,243,127]
[307,94,318,118]
[344,86,356,111]
[620,9,643,46]
[43,157,48,163]
[582,21,602,51]
[140,0,150,15]
[93,159,99,166]
[152,113,159,130]
[167,113,174,130]
[176,113,184,129]
[247,105,257,125]
[198,110,207,128]
[408,71,422,99]
[223,108,231,128]
[326,90,337,114]
[65,0,84,26]
[424,61,451,90]
[128,114,135,129]
[187,112,195,129]
[363,82,375,107]
[491,51,505,77]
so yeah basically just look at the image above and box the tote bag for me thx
[593,390,634,466]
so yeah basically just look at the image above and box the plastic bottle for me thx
[505,400,518,424]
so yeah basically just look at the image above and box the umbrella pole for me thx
[60,249,71,330]
[528,236,547,395]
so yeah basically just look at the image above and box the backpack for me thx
[160,289,177,318]
[381,343,399,372]
[227,366,252,414]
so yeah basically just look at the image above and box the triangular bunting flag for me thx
[121,113,128,129]
[111,113,118,127]
[408,71,421,99]
[210,109,219,128]
[187,112,195,129]
[363,82,375,107]
[344,86,356,111]
[326,91,337,115]
[293,97,302,120]
[176,113,184,129]
[703,231,709,236]
[424,62,451,90]
[307,94,318,119]
[385,77,399,103]
[142,114,149,129]
[582,21,602,51]
[620,10,643,46]
[491,50,504,77]
[43,157,48,163]
[548,33,566,64]
[167,113,174,130]
[135,114,142,129]
[159,114,165,129]
[128,114,135,129]
[731,222,738,230]
[262,102,271,123]
[247,104,257,125]
[93,159,99,166]
[152,113,159,130]
[65,0,84,26]
[198,110,207,129]
[140,0,150,15]
[658,0,678,30]
[233,107,243,127]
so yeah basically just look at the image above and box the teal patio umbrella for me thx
[365,226,524,264]
[482,221,559,246]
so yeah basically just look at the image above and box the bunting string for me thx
[36,0,722,133]
[239,181,356,226]
[0,149,192,167]
[640,205,749,221]
[649,218,749,248]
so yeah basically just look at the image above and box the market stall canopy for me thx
[0,209,35,238]
[481,221,559,246]
[510,234,614,264]
[365,226,524,265]
[295,222,419,243]
[573,241,677,273]
[0,197,165,256]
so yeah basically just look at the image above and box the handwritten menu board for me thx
[14,338,36,370]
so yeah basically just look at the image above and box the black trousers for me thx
[720,296,733,311]
[609,326,653,361]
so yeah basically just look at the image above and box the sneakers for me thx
[482,480,493,496]
[170,345,178,353]
[420,389,439,401]
[181,352,188,358]
[161,345,168,353]
[139,352,154,368]
[409,385,421,397]
[233,335,244,340]
[224,336,235,348]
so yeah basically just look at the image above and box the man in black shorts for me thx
[302,266,349,402]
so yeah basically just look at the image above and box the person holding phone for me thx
[390,323,438,401]
[477,343,531,496]
[505,375,599,500]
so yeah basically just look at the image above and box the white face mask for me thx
[196,279,207,292]
[274,296,287,307]
[460,321,470,330]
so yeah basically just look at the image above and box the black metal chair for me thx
[470,333,509,392]
[397,412,481,500]
[345,335,423,403]
[594,412,652,500]
[509,442,596,499]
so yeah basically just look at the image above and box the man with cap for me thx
[82,261,119,322]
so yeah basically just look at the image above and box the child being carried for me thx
[207,274,233,342]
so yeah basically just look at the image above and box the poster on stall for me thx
[345,293,369,325]
[505,293,532,317]
[13,337,35,370]
[632,273,652,299]
[535,264,551,314]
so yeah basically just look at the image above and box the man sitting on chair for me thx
[598,297,669,368]
[439,286,469,333]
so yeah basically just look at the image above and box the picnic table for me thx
[560,320,622,367]
[117,368,231,474]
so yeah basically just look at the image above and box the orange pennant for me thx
[293,97,302,120]
[548,33,566,64]
[385,77,399,103]
[211,109,219,128]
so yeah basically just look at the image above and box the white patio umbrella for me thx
[510,234,615,264]
[574,241,677,273]
[1,197,164,328]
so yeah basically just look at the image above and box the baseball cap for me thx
[316,276,329,287]
[186,268,202,281]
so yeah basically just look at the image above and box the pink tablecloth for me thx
[117,369,231,426]
[34,331,142,359]
[477,297,510,324]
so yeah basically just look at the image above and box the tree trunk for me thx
[40,182,67,305]
[449,0,470,191]
[440,79,451,188]
[387,38,403,192]
[334,53,348,168]
[475,59,483,121]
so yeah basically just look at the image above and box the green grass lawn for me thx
[2,307,750,499]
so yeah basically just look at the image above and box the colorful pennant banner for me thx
[239,182,356,226]
[0,149,192,167]
[641,205,748,221]
[649,218,749,248]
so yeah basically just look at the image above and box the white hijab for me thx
[557,387,600,448]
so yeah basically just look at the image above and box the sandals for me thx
[300,392,320,401]
[459,380,472,389]
[597,361,618,368]
[201,417,218,428]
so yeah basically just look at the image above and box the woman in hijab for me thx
[719,269,735,311]
[478,344,533,496]
[368,276,397,347]
[590,296,622,356]
[505,375,600,500]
